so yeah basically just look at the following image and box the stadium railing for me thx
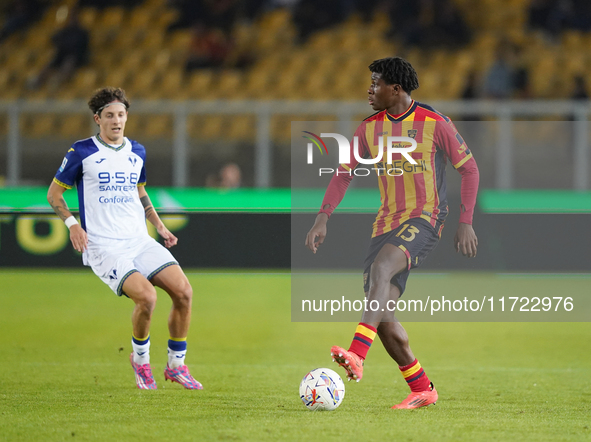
[0,99,589,189]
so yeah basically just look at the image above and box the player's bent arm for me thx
[47,181,88,252]
[138,186,178,248]
[47,181,74,222]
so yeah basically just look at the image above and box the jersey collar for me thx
[385,100,417,122]
[96,134,127,151]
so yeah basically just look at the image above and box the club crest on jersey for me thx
[407,129,418,139]
[128,156,137,166]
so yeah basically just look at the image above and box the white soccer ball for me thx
[299,368,345,411]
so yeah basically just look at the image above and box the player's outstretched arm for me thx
[138,186,177,248]
[454,223,478,258]
[47,181,88,252]
[305,213,329,254]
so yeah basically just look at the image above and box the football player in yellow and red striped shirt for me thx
[305,57,479,409]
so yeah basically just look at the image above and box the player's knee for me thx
[172,281,192,307]
[136,287,157,315]
[371,257,406,287]
[370,260,396,285]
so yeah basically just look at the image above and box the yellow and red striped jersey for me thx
[320,100,478,238]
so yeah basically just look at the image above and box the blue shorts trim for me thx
[117,269,139,297]
[147,261,179,281]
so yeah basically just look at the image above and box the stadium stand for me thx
[1,0,590,142]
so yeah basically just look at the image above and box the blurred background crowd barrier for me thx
[1,99,590,190]
[1,0,591,189]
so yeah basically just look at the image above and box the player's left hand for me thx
[157,225,178,248]
[454,223,478,258]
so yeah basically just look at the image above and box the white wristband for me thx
[64,216,79,229]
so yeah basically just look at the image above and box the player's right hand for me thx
[69,224,88,253]
[305,213,328,254]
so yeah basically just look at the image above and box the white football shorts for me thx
[83,236,178,297]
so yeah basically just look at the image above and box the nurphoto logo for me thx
[302,131,420,177]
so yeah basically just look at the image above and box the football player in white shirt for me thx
[47,87,202,390]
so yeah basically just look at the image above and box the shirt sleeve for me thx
[138,162,147,186]
[319,122,370,217]
[435,120,480,224]
[131,140,147,186]
[53,146,83,189]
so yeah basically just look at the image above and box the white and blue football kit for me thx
[54,135,178,296]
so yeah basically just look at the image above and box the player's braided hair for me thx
[88,87,130,116]
[368,57,419,94]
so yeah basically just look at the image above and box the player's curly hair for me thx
[88,87,130,116]
[368,57,419,94]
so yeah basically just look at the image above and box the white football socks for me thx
[132,339,150,365]
[168,348,186,369]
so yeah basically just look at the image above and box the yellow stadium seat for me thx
[0,70,11,90]
[273,71,303,99]
[152,9,178,30]
[168,30,192,52]
[35,5,61,31]
[124,115,141,137]
[97,6,126,29]
[227,116,256,141]
[5,51,33,72]
[270,115,292,143]
[129,8,153,29]
[138,32,164,51]
[59,114,91,139]
[370,11,391,33]
[143,115,173,138]
[145,50,172,74]
[60,68,99,99]
[28,50,52,73]
[198,116,224,140]
[116,30,141,51]
[22,22,53,51]
[22,115,58,138]
[119,51,147,74]
[529,54,557,98]
[154,68,186,99]
[79,7,98,29]
[242,68,274,99]
[258,8,291,33]
[103,70,130,89]
[216,71,243,99]
[186,70,215,99]
[127,70,159,97]
[307,31,337,51]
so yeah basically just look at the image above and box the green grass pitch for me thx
[0,269,589,441]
